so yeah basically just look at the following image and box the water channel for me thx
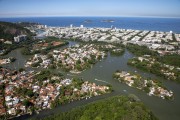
[3,41,180,120]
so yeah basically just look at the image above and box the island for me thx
[84,20,93,23]
[101,20,115,23]
[113,70,173,100]
[25,43,106,71]
[25,42,125,72]
[128,55,180,82]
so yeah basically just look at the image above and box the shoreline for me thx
[0,17,180,33]
[12,92,116,120]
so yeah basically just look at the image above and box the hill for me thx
[0,21,33,41]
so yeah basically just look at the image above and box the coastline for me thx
[0,17,180,33]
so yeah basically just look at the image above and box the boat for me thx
[94,78,109,84]
[123,89,127,92]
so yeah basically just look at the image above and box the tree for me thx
[43,96,158,120]
[31,62,40,67]
[35,70,51,81]
[26,89,34,97]
[128,94,140,102]
[76,59,81,64]
[21,47,31,55]
[19,68,25,72]
[23,99,31,107]
[0,83,5,91]
[83,57,88,62]
[76,64,82,71]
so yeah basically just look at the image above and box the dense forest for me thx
[126,43,158,56]
[126,43,180,67]
[157,54,180,67]
[41,95,158,120]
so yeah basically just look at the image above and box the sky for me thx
[0,0,180,18]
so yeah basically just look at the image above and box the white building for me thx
[14,35,27,42]
[80,25,84,28]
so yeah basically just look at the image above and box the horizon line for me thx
[0,15,180,19]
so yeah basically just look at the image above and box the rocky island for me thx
[101,20,115,23]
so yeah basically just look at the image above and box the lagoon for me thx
[4,41,180,120]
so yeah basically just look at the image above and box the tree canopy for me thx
[43,95,158,120]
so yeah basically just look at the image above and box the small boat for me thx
[123,89,127,92]
[94,78,109,84]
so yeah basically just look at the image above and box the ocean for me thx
[0,17,180,33]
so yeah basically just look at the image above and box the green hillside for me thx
[0,21,33,41]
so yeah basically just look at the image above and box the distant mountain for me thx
[0,21,33,41]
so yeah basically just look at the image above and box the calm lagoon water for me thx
[1,17,180,120]
[4,41,180,120]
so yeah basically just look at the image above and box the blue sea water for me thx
[0,17,180,33]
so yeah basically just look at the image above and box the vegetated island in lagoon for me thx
[113,70,174,100]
